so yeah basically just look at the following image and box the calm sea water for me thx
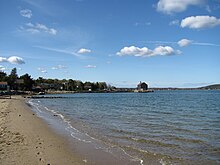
[29,90,220,165]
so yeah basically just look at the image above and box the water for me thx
[28,90,220,165]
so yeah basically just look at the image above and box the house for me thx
[0,82,8,90]
[137,81,148,91]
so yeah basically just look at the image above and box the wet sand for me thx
[0,96,84,165]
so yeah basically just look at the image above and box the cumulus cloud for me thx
[38,68,47,73]
[178,39,192,47]
[77,48,91,54]
[51,65,67,70]
[116,45,180,57]
[7,56,25,64]
[25,22,57,35]
[20,9,32,18]
[153,46,176,55]
[181,16,220,29]
[0,56,25,64]
[0,57,7,62]
[116,46,153,57]
[85,65,96,68]
[157,0,203,14]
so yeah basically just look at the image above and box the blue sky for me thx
[0,0,220,87]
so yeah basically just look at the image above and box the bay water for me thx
[28,90,220,165]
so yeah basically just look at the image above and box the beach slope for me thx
[0,96,83,165]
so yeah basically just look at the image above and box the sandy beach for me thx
[0,96,84,165]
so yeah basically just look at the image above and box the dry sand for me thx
[0,96,84,165]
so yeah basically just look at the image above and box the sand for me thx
[0,96,84,165]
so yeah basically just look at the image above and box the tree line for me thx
[0,68,115,91]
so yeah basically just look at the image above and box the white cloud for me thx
[157,0,203,14]
[38,67,47,73]
[7,56,25,64]
[77,48,91,54]
[85,65,96,68]
[25,22,57,35]
[20,9,32,18]
[0,56,25,64]
[193,42,220,47]
[116,45,179,57]
[181,16,220,29]
[116,46,153,57]
[136,40,220,47]
[51,65,67,70]
[153,46,176,56]
[169,20,179,26]
[178,39,192,47]
[0,65,6,71]
[34,46,87,59]
[0,57,7,62]
[176,50,182,55]
[26,28,40,34]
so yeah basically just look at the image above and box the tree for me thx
[35,77,44,84]
[67,79,77,91]
[98,82,107,90]
[19,73,34,91]
[84,82,93,90]
[75,80,84,91]
[0,71,7,82]
[8,68,18,90]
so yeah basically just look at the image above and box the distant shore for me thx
[0,96,83,165]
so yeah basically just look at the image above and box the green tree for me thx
[98,82,107,90]
[75,80,84,91]
[84,82,93,90]
[8,68,18,90]
[67,79,77,91]
[20,73,34,91]
[0,71,7,82]
[35,77,45,84]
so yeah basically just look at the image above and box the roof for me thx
[0,82,8,85]
[138,81,147,85]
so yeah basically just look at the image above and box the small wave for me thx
[131,137,179,148]
[110,128,137,136]
[28,100,42,113]
[172,136,205,144]
[70,133,91,143]
[111,135,179,148]
[119,147,144,165]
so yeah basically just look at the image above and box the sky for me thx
[0,0,220,88]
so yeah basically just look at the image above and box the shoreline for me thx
[0,96,142,165]
[28,97,143,165]
[0,96,84,165]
